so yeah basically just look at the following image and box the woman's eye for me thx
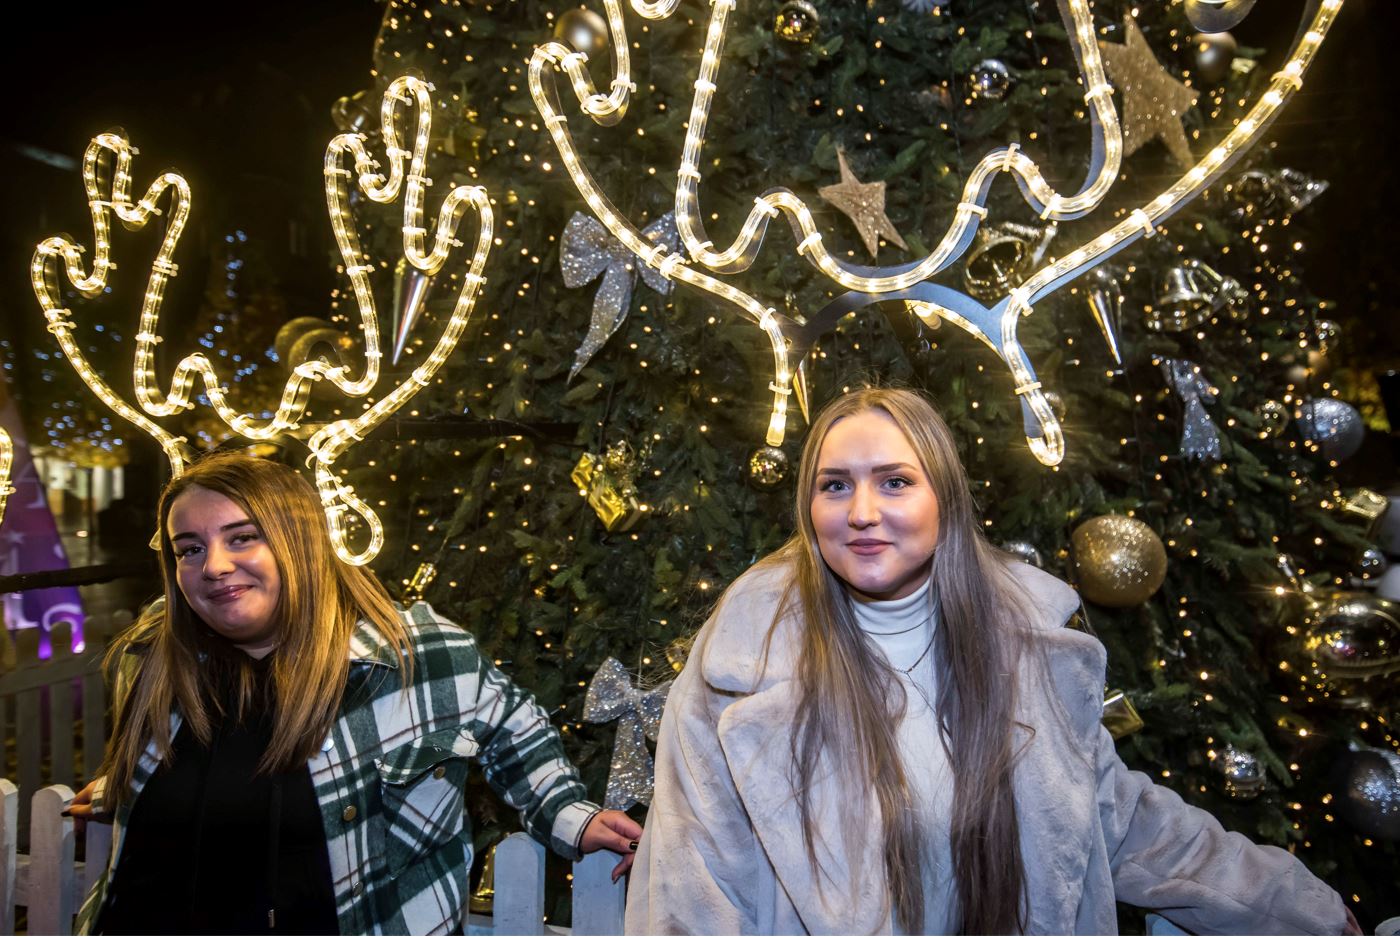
[232,532,260,545]
[818,479,848,493]
[176,545,203,559]
[884,476,912,489]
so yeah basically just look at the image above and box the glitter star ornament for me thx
[1099,16,1200,166]
[818,149,908,259]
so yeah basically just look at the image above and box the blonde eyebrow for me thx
[816,462,916,475]
[170,519,256,541]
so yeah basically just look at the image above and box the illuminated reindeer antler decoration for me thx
[0,428,13,526]
[31,75,493,563]
[529,0,1341,464]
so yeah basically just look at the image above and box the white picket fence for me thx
[0,615,121,839]
[0,779,623,935]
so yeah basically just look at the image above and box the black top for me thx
[98,656,338,935]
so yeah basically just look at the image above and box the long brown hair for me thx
[760,387,1031,934]
[100,452,411,806]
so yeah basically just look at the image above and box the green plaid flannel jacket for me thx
[76,602,600,935]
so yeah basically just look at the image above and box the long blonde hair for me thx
[100,452,411,805]
[760,387,1031,934]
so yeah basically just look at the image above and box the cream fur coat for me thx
[625,561,1346,935]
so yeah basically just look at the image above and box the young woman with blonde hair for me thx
[68,452,639,934]
[627,387,1354,935]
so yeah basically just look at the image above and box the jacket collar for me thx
[347,617,402,670]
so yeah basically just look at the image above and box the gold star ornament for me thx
[1099,16,1200,166]
[818,149,908,259]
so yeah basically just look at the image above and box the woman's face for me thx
[810,409,940,602]
[167,485,282,650]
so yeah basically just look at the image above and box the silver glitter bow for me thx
[1161,358,1221,461]
[561,211,681,381]
[582,657,673,810]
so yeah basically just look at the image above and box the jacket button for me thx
[433,766,447,779]
[342,804,358,822]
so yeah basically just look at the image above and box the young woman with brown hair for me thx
[627,387,1354,935]
[68,452,640,934]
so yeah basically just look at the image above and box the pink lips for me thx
[207,584,251,604]
[846,539,891,556]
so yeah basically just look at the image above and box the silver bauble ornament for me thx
[554,8,609,57]
[1211,744,1264,800]
[968,58,1013,102]
[1255,399,1289,439]
[1002,540,1045,568]
[1357,547,1389,582]
[747,446,789,490]
[1304,592,1400,681]
[1071,515,1168,608]
[1337,749,1400,841]
[1296,398,1365,461]
[774,0,820,43]
[1184,0,1257,33]
[1190,32,1237,85]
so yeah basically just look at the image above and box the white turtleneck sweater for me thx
[849,576,956,935]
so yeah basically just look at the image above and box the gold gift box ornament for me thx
[571,441,644,533]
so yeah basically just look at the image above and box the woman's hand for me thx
[579,809,644,882]
[1343,906,1362,936]
[61,779,107,835]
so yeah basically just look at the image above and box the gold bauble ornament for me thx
[554,8,609,58]
[274,315,333,365]
[747,446,789,490]
[287,323,361,401]
[774,0,820,43]
[1071,515,1168,607]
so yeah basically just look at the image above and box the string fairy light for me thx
[528,0,1340,462]
[30,75,494,564]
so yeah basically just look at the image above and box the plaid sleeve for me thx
[450,629,600,860]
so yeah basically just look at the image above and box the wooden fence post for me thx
[492,832,546,936]
[0,779,17,935]
[571,850,626,936]
[49,622,75,790]
[80,614,122,782]
[29,784,76,936]
[13,631,41,839]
